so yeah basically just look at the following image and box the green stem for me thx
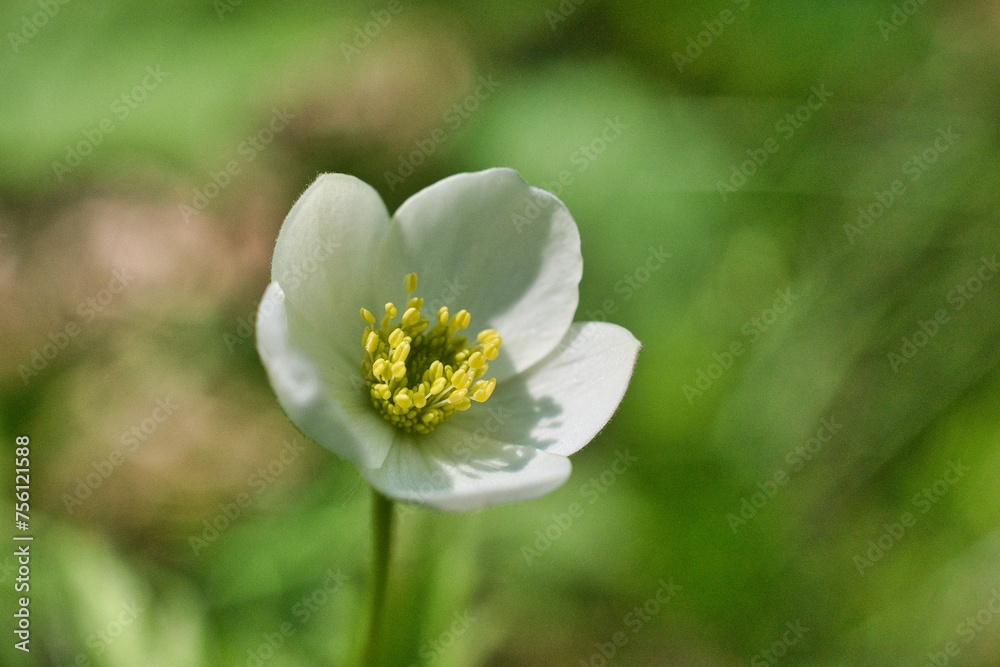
[361,489,394,667]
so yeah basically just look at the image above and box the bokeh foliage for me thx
[2,0,1000,664]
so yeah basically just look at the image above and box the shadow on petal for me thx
[361,422,572,510]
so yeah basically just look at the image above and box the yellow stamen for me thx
[471,378,496,402]
[387,328,404,349]
[468,351,485,370]
[394,388,412,410]
[402,307,420,326]
[358,272,503,434]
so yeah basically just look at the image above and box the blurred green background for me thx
[2,0,1000,665]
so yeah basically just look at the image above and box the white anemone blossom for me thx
[256,168,639,511]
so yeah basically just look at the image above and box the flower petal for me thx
[359,431,572,511]
[451,322,640,456]
[256,281,394,469]
[271,173,398,360]
[389,168,582,382]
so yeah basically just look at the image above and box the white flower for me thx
[256,168,639,511]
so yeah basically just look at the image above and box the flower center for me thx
[359,272,501,434]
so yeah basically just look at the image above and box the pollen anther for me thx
[358,272,501,434]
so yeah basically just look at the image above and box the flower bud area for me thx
[359,272,501,434]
